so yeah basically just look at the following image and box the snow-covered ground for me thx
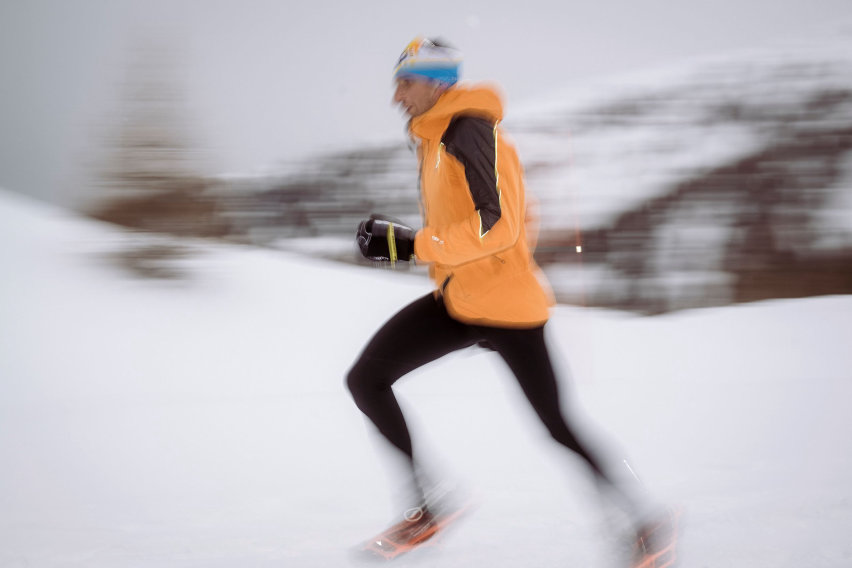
[2,188,851,567]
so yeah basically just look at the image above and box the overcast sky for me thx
[1,0,851,206]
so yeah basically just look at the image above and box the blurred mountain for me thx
[90,40,852,313]
[512,42,852,312]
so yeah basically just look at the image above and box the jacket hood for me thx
[410,83,505,141]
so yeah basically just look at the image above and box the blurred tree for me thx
[89,35,229,239]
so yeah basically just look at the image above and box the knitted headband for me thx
[393,37,462,86]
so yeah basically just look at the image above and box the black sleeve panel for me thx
[442,115,502,235]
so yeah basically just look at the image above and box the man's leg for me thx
[346,294,476,493]
[481,325,610,477]
[481,324,654,522]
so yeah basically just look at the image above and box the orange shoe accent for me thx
[631,507,683,568]
[361,502,472,560]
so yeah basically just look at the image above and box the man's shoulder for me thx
[442,114,494,144]
[441,115,496,162]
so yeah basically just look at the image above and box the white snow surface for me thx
[2,188,852,567]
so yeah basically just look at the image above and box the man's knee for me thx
[346,358,390,405]
[345,361,368,401]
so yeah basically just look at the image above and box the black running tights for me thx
[346,293,610,483]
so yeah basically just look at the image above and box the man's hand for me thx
[356,215,416,263]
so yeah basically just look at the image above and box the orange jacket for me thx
[411,84,554,327]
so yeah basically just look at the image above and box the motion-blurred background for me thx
[2,0,851,314]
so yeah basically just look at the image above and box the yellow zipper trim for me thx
[387,222,398,266]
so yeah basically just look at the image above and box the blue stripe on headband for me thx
[394,63,460,85]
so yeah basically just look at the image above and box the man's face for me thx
[393,77,445,118]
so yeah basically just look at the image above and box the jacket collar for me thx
[409,83,505,142]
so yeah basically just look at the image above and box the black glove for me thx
[356,214,416,262]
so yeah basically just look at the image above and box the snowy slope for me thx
[2,189,852,567]
[509,38,852,227]
[179,38,852,314]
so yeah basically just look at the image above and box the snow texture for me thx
[2,188,851,567]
